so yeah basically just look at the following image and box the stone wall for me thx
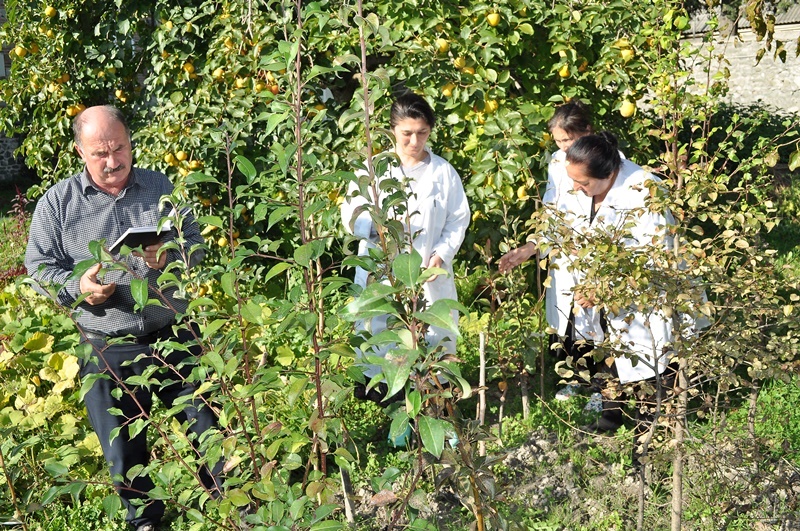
[0,136,27,183]
[686,23,800,114]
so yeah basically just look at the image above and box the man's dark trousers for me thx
[79,325,222,528]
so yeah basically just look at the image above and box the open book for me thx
[109,219,173,255]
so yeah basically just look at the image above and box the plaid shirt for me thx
[25,167,204,337]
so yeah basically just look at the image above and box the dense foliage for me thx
[2,0,800,529]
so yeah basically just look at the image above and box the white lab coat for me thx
[341,148,470,377]
[541,156,675,384]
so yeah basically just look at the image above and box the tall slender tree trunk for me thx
[520,371,530,420]
[671,360,688,531]
[478,331,487,457]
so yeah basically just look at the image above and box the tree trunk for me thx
[671,360,688,531]
[478,331,487,457]
[747,382,761,442]
[520,371,530,420]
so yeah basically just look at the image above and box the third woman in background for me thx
[498,100,601,404]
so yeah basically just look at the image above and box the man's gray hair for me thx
[72,105,131,148]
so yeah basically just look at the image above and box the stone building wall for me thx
[686,23,800,115]
[0,136,27,183]
[0,1,24,184]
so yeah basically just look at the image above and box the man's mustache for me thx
[104,164,126,174]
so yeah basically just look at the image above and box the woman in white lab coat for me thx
[340,93,470,403]
[499,101,601,401]
[560,131,676,433]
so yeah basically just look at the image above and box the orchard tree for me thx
[2,0,799,529]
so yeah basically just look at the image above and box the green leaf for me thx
[185,172,219,185]
[79,373,107,402]
[220,272,235,298]
[197,215,224,228]
[70,259,98,283]
[310,521,344,531]
[294,240,326,268]
[227,488,251,507]
[186,509,205,523]
[412,299,465,336]
[102,494,121,518]
[789,149,800,172]
[241,301,264,324]
[234,155,257,184]
[202,319,227,340]
[130,278,149,311]
[392,251,422,287]
[341,283,401,321]
[264,262,292,283]
[406,390,422,418]
[268,206,295,230]
[40,486,63,506]
[202,351,225,375]
[417,416,447,458]
[388,409,410,446]
[380,348,416,398]
[44,461,69,477]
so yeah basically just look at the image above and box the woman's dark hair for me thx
[565,131,622,180]
[548,100,593,137]
[390,93,436,129]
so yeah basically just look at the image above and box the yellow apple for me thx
[442,82,456,98]
[620,48,634,62]
[175,150,188,162]
[620,100,636,118]
[462,66,475,75]
[235,77,248,88]
[182,62,195,74]
[453,56,466,69]
[484,99,498,114]
[45,6,57,17]
[14,46,27,58]
[164,152,176,165]
[164,20,173,31]
[212,67,225,81]
[614,37,630,49]
[558,64,570,78]
[435,38,450,54]
[487,13,501,26]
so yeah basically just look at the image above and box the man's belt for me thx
[79,323,175,345]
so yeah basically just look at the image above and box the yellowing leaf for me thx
[784,305,793,317]
[60,355,80,380]
[24,332,54,353]
[275,345,295,366]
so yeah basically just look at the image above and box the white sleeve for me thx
[431,166,470,266]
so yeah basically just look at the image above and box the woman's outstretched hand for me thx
[498,242,536,273]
